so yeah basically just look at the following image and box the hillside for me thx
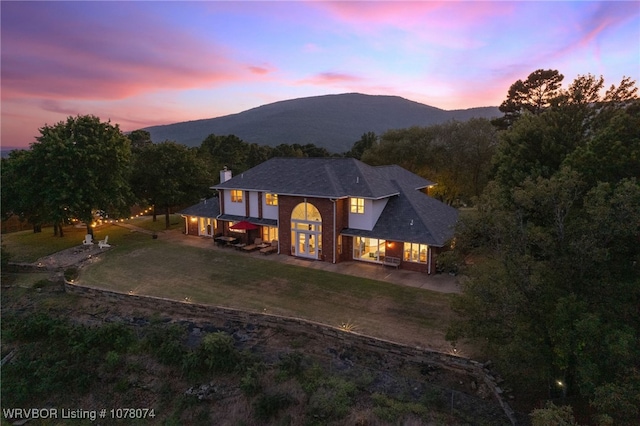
[143,93,500,153]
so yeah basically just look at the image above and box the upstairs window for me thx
[350,197,365,214]
[266,193,278,206]
[231,190,243,203]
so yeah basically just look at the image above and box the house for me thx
[180,158,458,274]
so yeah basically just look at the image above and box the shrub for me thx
[253,392,296,422]
[198,332,239,373]
[306,376,357,421]
[143,323,186,366]
[240,366,263,397]
[64,267,78,281]
[372,392,429,423]
[278,351,305,380]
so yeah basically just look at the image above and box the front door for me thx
[296,231,317,259]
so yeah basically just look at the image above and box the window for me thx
[353,237,385,263]
[403,243,428,263]
[266,193,278,206]
[231,190,243,203]
[350,197,365,214]
[262,226,278,243]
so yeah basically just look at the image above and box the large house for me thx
[180,158,458,274]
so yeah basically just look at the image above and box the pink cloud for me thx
[314,1,514,48]
[299,72,363,86]
[248,65,274,75]
[1,2,247,103]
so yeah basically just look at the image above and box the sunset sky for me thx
[2,1,639,149]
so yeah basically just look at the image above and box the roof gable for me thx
[179,197,220,217]
[213,157,399,199]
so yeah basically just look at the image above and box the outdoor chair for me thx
[260,240,278,255]
[82,234,93,246]
[98,235,111,249]
[242,237,262,252]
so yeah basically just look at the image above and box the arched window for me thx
[291,202,321,222]
[290,202,322,259]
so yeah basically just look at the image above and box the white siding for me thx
[249,191,260,217]
[223,190,246,216]
[348,198,388,230]
[262,193,279,220]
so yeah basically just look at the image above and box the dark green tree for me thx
[1,150,46,232]
[131,141,211,228]
[29,115,132,236]
[199,134,250,174]
[450,73,640,422]
[127,129,153,150]
[493,69,564,129]
[361,120,497,205]
[344,132,377,159]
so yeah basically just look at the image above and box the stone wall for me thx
[64,281,518,424]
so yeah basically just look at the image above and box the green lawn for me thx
[126,214,183,233]
[5,220,461,351]
[78,234,458,350]
[2,224,135,263]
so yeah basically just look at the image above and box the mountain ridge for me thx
[143,93,500,153]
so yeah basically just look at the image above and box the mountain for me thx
[142,93,500,154]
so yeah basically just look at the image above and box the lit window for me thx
[403,243,428,263]
[231,190,243,203]
[350,197,365,214]
[266,193,278,206]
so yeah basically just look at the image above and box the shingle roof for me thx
[178,197,220,217]
[209,158,457,247]
[213,157,410,199]
[342,168,458,246]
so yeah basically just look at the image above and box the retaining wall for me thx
[64,281,518,424]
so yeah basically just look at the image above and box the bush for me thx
[372,392,429,423]
[278,351,305,380]
[240,366,263,397]
[143,323,186,366]
[198,332,239,373]
[64,267,78,281]
[435,251,462,275]
[253,392,296,422]
[306,376,357,421]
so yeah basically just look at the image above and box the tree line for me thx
[2,113,498,234]
[448,70,640,424]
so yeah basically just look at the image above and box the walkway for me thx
[114,223,461,294]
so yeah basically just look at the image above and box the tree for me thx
[131,141,211,228]
[361,120,497,205]
[127,129,153,150]
[450,73,640,422]
[344,132,377,159]
[492,74,639,189]
[199,134,250,175]
[1,150,46,232]
[28,115,132,236]
[493,69,564,129]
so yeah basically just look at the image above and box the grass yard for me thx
[78,233,459,352]
[2,223,135,263]
[127,213,183,233]
[4,219,462,352]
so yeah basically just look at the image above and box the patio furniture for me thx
[82,234,93,246]
[98,235,111,249]
[233,243,247,250]
[260,240,278,255]
[215,236,237,247]
[242,237,262,252]
[382,256,400,268]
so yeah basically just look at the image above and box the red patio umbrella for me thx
[229,220,258,231]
